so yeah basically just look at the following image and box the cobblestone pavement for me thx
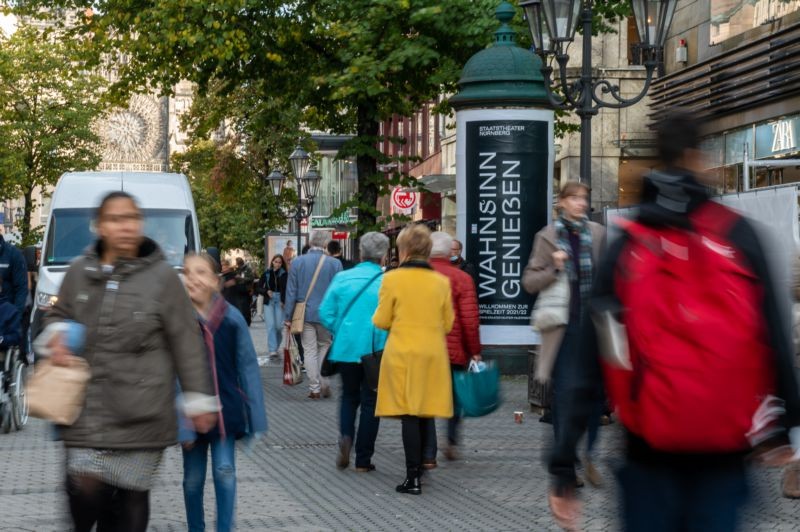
[1,319,799,531]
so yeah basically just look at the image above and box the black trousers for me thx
[67,474,150,532]
[401,416,431,472]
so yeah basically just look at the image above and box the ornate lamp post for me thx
[519,0,677,206]
[265,145,322,252]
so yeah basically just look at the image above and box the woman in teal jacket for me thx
[319,232,390,472]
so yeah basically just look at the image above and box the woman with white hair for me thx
[319,232,390,472]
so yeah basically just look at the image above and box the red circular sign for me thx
[391,188,418,210]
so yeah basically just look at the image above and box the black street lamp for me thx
[519,0,676,207]
[266,145,320,252]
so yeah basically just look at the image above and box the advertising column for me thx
[456,108,554,345]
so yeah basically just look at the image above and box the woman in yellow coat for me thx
[372,223,454,495]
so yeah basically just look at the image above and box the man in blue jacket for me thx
[284,230,342,399]
[0,235,28,316]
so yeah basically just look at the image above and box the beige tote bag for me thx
[27,357,91,425]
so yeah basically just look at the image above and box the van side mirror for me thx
[23,246,37,272]
[205,247,221,270]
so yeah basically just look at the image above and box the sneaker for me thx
[355,464,376,472]
[336,437,352,470]
[257,355,269,367]
[321,385,331,399]
[268,351,278,359]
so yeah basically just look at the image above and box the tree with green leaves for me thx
[0,23,107,245]
[11,0,630,240]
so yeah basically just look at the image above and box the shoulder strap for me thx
[303,255,326,302]
[689,201,740,238]
[338,271,383,328]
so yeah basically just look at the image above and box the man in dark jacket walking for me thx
[548,111,800,532]
[0,234,29,317]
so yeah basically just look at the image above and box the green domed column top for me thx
[450,1,549,110]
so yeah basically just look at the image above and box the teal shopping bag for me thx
[453,361,501,418]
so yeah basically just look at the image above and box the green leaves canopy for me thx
[0,24,106,245]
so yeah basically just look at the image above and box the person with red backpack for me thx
[548,111,800,532]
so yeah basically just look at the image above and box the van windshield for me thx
[44,208,196,267]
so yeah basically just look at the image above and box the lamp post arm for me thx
[541,65,575,111]
[589,62,658,110]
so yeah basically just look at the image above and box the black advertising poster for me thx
[465,120,550,326]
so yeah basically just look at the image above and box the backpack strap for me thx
[688,201,741,238]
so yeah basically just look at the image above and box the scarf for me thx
[198,295,229,439]
[554,214,593,307]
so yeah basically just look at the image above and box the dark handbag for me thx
[360,348,382,392]
[322,271,383,378]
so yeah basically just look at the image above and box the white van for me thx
[30,171,202,340]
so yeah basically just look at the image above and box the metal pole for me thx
[743,143,750,192]
[296,180,303,253]
[577,6,596,209]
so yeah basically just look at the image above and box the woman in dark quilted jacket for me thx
[423,231,482,466]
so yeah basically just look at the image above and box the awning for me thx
[418,173,456,194]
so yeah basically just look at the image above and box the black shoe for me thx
[396,469,422,495]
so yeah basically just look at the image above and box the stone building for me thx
[651,0,800,191]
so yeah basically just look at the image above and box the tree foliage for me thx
[10,0,632,244]
[0,23,107,245]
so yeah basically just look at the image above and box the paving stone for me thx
[0,319,797,530]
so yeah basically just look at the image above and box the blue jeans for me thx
[619,459,749,532]
[264,295,283,353]
[339,362,380,467]
[182,436,237,532]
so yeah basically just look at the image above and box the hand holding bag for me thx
[531,271,570,332]
[27,357,91,425]
[290,256,325,335]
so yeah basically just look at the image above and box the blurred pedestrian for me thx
[319,232,390,472]
[522,181,605,486]
[548,111,800,531]
[373,224,454,495]
[284,230,342,399]
[423,231,481,465]
[327,240,355,270]
[782,254,800,498]
[282,240,296,264]
[233,258,255,327]
[449,238,477,286]
[259,254,287,359]
[40,191,217,532]
[180,253,267,532]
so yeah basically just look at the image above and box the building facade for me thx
[651,0,800,191]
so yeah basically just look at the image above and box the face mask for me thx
[450,255,459,263]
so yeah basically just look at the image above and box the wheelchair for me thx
[0,346,28,433]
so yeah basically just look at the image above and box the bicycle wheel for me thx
[11,360,28,430]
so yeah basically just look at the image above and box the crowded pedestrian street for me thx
[0,320,796,531]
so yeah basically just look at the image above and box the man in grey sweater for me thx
[284,230,342,398]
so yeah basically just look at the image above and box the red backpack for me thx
[603,201,775,453]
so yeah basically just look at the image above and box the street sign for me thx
[391,187,418,210]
